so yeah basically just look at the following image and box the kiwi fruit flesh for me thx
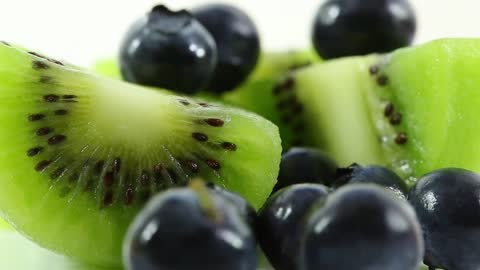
[93,51,320,149]
[0,42,281,266]
[282,38,480,184]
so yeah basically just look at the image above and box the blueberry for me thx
[206,182,256,228]
[300,184,423,270]
[333,163,408,199]
[257,184,328,270]
[312,0,416,59]
[124,184,256,270]
[408,168,480,270]
[274,147,338,192]
[120,5,217,94]
[192,4,260,92]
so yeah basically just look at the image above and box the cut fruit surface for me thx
[284,39,480,183]
[222,50,320,148]
[0,42,281,266]
[93,50,320,148]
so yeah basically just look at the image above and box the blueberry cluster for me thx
[119,0,416,94]
[120,4,260,94]
[123,146,480,270]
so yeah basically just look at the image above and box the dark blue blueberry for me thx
[120,5,217,94]
[408,168,480,270]
[124,185,256,270]
[300,184,423,270]
[206,182,256,228]
[333,163,408,199]
[257,184,328,270]
[192,4,260,92]
[274,147,337,192]
[312,0,416,59]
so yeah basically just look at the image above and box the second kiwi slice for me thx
[0,42,281,266]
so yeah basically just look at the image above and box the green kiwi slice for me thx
[222,50,320,148]
[0,42,281,266]
[93,51,320,148]
[279,38,480,183]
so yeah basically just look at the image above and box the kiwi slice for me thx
[0,42,281,266]
[280,39,480,183]
[222,50,320,148]
[93,51,320,149]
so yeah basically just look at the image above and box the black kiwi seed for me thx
[50,167,66,180]
[376,75,389,86]
[389,112,402,125]
[35,160,51,171]
[54,109,68,115]
[39,76,55,84]
[28,113,45,121]
[221,142,237,151]
[103,191,114,207]
[48,135,66,145]
[103,172,115,188]
[62,95,77,99]
[204,118,224,127]
[94,160,105,174]
[185,160,199,173]
[44,94,60,103]
[205,159,221,170]
[197,102,210,107]
[140,171,150,185]
[1,41,11,46]
[153,163,164,175]
[178,99,190,106]
[395,133,408,145]
[369,65,380,75]
[32,61,49,70]
[36,127,53,136]
[384,103,394,117]
[27,147,43,157]
[49,59,64,66]
[192,132,208,142]
[28,51,46,59]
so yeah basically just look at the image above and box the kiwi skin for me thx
[0,42,281,266]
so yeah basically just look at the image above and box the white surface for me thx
[0,0,478,66]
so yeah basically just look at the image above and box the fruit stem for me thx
[189,178,222,223]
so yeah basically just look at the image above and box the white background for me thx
[0,0,478,66]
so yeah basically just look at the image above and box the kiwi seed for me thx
[389,112,402,125]
[384,103,394,117]
[376,75,388,86]
[395,133,408,145]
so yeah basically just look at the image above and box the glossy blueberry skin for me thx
[312,0,416,59]
[124,188,256,270]
[192,4,260,92]
[300,184,423,270]
[274,147,338,192]
[333,163,408,199]
[408,168,480,270]
[206,182,256,228]
[120,5,217,94]
[257,184,329,270]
